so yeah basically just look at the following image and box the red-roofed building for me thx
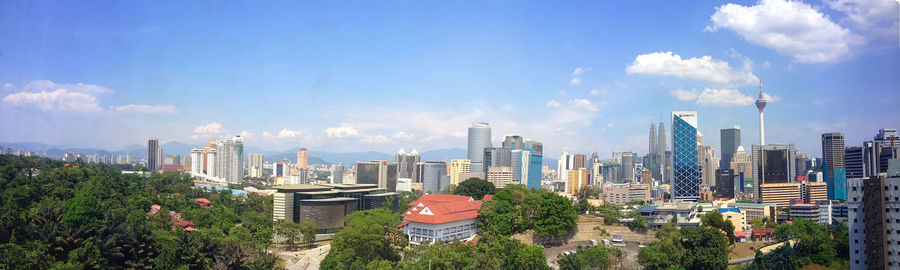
[400,194,483,245]
[194,198,211,207]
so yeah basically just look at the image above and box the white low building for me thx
[399,194,484,245]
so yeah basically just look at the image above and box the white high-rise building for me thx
[190,148,203,174]
[248,153,264,178]
[848,159,900,269]
[558,151,571,183]
[206,149,217,178]
[467,122,492,174]
[511,149,531,185]
[214,136,244,184]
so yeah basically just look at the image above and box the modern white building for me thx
[448,159,471,187]
[487,166,514,188]
[248,153,264,178]
[400,194,483,245]
[467,122,492,174]
[396,178,412,192]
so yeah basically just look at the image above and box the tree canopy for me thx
[453,177,496,200]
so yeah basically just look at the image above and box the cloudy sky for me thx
[1,0,898,159]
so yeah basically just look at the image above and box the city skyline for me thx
[1,0,899,159]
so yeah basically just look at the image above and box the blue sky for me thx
[1,0,898,159]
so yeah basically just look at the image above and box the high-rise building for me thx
[524,140,543,190]
[672,111,701,201]
[699,145,719,187]
[730,146,753,181]
[206,149,217,178]
[649,122,657,160]
[591,162,604,188]
[658,121,667,181]
[503,135,524,150]
[716,169,735,198]
[449,159,471,187]
[156,147,163,171]
[215,136,244,184]
[845,146,865,179]
[822,132,845,179]
[848,160,900,269]
[467,122,492,174]
[148,137,159,171]
[164,154,181,165]
[752,144,798,199]
[297,148,309,170]
[355,161,399,191]
[524,140,543,155]
[190,148,203,175]
[487,166,514,188]
[416,162,449,193]
[568,168,588,195]
[396,149,421,180]
[720,125,741,169]
[483,147,511,172]
[248,153,264,178]
[558,151,572,183]
[331,164,347,184]
[621,152,635,182]
[573,153,587,170]
[511,149,530,185]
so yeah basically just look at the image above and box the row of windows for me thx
[442,223,476,235]
[410,227,435,236]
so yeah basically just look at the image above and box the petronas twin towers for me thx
[649,121,667,181]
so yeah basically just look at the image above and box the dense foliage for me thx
[320,209,408,269]
[0,155,276,269]
[638,226,729,270]
[745,218,847,269]
[477,185,578,244]
[453,177,496,200]
[557,245,623,270]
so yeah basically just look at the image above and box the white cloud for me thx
[192,122,227,140]
[364,134,392,144]
[22,80,112,94]
[393,131,417,140]
[696,88,755,106]
[707,0,865,63]
[827,0,899,41]
[569,67,590,85]
[589,89,600,96]
[545,100,562,107]
[615,80,628,88]
[571,99,598,112]
[762,92,781,102]
[670,89,700,101]
[108,104,178,114]
[626,51,758,84]
[277,128,301,139]
[1,89,102,112]
[324,124,360,138]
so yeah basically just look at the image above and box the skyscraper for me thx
[248,153,264,178]
[573,154,587,170]
[297,148,309,170]
[511,149,528,185]
[658,121,667,181]
[331,164,347,184]
[396,148,421,180]
[720,125,741,169]
[621,152,635,181]
[649,122,657,159]
[672,111,701,201]
[558,151,572,183]
[448,159,471,186]
[503,135,524,150]
[483,147,512,172]
[467,122,492,173]
[416,161,449,193]
[215,136,244,184]
[147,137,159,171]
[752,143,798,199]
[190,148,204,175]
[355,161,399,191]
[756,91,767,145]
[524,140,543,190]
[821,132,845,179]
[698,145,718,187]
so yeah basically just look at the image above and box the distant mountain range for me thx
[0,141,468,165]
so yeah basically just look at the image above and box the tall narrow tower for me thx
[755,91,767,146]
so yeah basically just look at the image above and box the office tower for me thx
[331,164,347,184]
[297,148,308,170]
[649,122,657,159]
[621,152,636,181]
[396,148,421,180]
[248,153,264,178]
[720,125,741,169]
[483,147,511,172]
[794,153,808,175]
[672,111,701,201]
[449,159,471,186]
[756,91,767,145]
[822,132,845,179]
[156,147,163,171]
[730,146,753,180]
[716,169,735,198]
[511,150,530,185]
[524,140,543,155]
[592,163,604,188]
[568,168,588,195]
[273,162,287,177]
[467,122,492,173]
[845,146,865,179]
[503,135,524,150]
[487,167,514,188]
[800,181,827,204]
[874,129,899,174]
[526,151,542,189]
[355,161,399,191]
[148,137,159,171]
[848,160,900,269]
[190,148,204,174]
[416,162,449,193]
[699,145,719,187]
[206,149,217,178]
[658,122,667,181]
[573,154,587,170]
[558,151,571,183]
[752,144,798,199]
[215,136,244,184]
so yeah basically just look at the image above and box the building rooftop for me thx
[402,194,481,224]
[274,184,333,192]
[717,208,741,213]
[364,192,401,197]
[300,197,358,202]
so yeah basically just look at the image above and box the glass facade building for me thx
[467,122,492,174]
[672,111,701,201]
[720,125,741,169]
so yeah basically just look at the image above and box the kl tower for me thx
[755,82,767,201]
[756,90,767,145]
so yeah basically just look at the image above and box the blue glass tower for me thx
[672,111,701,201]
[824,162,847,200]
[527,152,542,189]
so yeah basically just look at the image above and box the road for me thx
[276,243,331,270]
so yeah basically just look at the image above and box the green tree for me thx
[276,220,300,251]
[831,222,849,260]
[655,223,679,240]
[638,237,684,270]
[631,216,649,233]
[507,245,551,270]
[454,178,496,200]
[298,220,318,247]
[774,223,794,242]
[679,227,728,270]
[533,192,578,244]
[321,209,407,269]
